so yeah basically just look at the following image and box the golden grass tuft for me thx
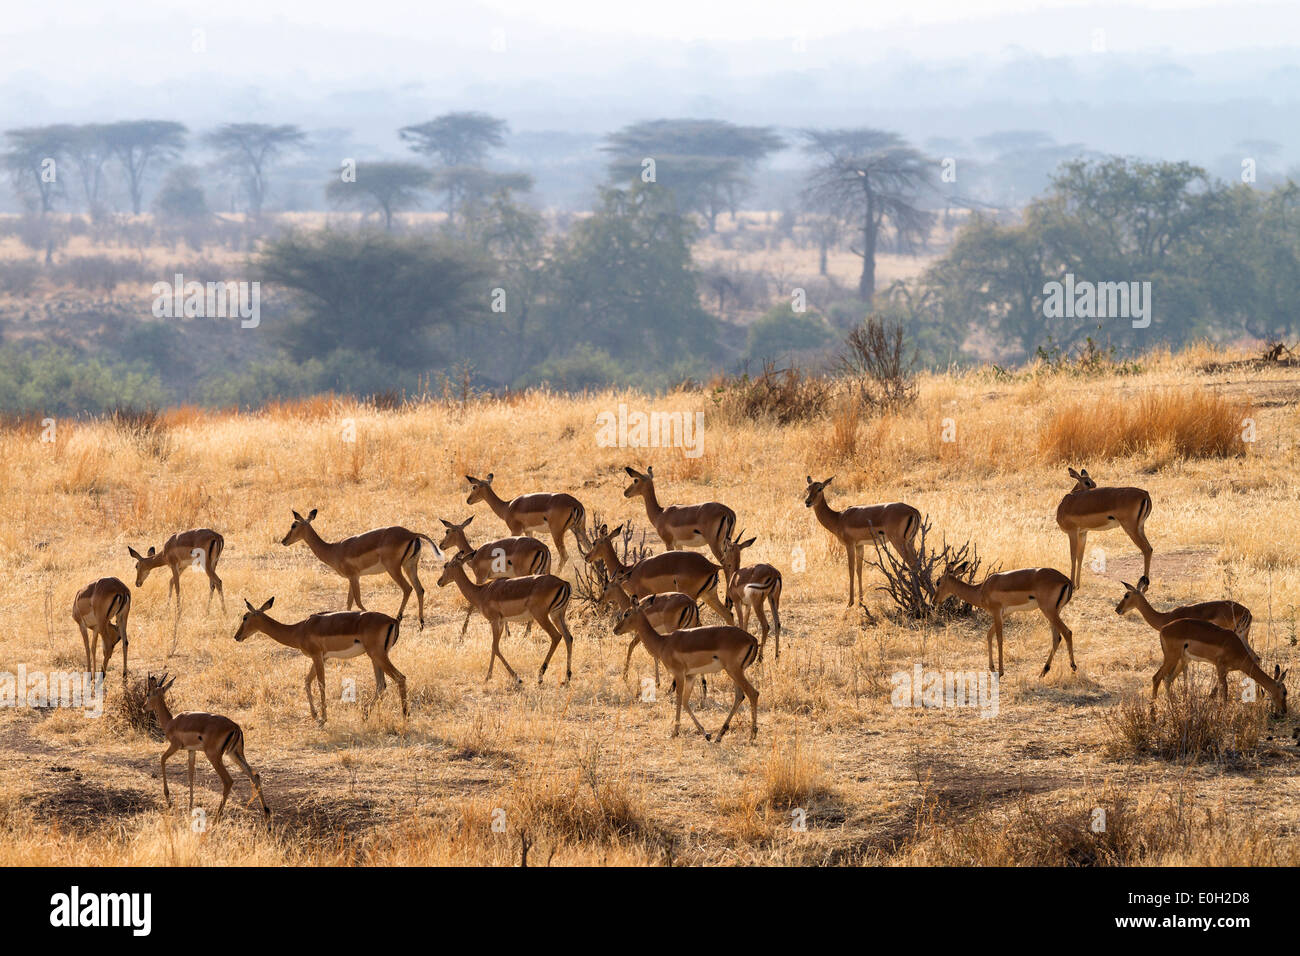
[1103,685,1273,763]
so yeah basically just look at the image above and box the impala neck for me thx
[446,529,472,555]
[605,584,632,611]
[251,614,310,652]
[297,524,339,566]
[479,486,511,522]
[1128,592,1172,630]
[639,482,665,525]
[447,562,486,607]
[1244,658,1284,704]
[142,550,169,571]
[812,492,843,535]
[594,542,630,576]
[625,611,667,657]
[148,695,173,728]
[944,577,986,609]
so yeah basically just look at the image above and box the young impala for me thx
[233,597,407,724]
[281,509,441,626]
[72,577,131,684]
[1116,579,1252,642]
[147,673,270,824]
[465,473,588,570]
[1056,467,1153,589]
[804,476,920,606]
[622,465,736,563]
[436,515,551,638]
[935,562,1076,677]
[719,532,783,662]
[584,523,733,624]
[1151,619,1287,715]
[128,528,225,612]
[613,597,760,743]
[436,552,576,686]
[597,572,701,686]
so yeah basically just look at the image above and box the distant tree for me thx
[103,120,187,214]
[399,111,508,166]
[801,128,935,303]
[325,161,432,230]
[431,166,532,224]
[153,165,210,249]
[3,125,71,215]
[203,122,306,215]
[62,124,113,216]
[745,304,834,362]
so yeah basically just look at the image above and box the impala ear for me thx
[612,524,625,536]
[1080,468,1090,477]
[1067,467,1080,479]
[464,475,476,484]
[306,509,317,521]
[147,546,156,557]
[128,546,142,560]
[244,598,256,612]
[440,518,455,528]
[292,510,304,522]
[486,473,494,483]
[624,466,639,478]
[461,515,473,527]
[739,537,757,549]
[1136,575,1149,592]
[1121,581,1134,592]
[805,475,812,485]
[826,476,834,485]
[647,465,653,477]
[259,597,275,612]
[1274,664,1281,679]
[598,523,608,536]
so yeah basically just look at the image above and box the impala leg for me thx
[549,520,570,571]
[187,750,196,812]
[679,678,711,739]
[671,671,685,737]
[1215,664,1230,701]
[1066,530,1081,588]
[1123,520,1154,586]
[406,562,426,628]
[367,659,387,718]
[844,543,856,607]
[991,609,1005,677]
[77,619,92,675]
[383,558,413,621]
[855,543,866,600]
[769,583,783,661]
[1042,627,1061,677]
[534,612,566,684]
[700,585,733,625]
[207,748,234,824]
[314,656,328,723]
[160,740,179,806]
[460,605,474,639]
[303,661,319,722]
[488,620,522,685]
[622,634,641,680]
[716,682,746,744]
[984,621,996,674]
[169,566,182,611]
[752,602,771,664]
[208,568,225,614]
[1044,607,1077,672]
[227,741,270,819]
[380,653,408,718]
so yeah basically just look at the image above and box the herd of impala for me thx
[65,464,1288,824]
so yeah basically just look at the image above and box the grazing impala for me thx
[436,515,551,638]
[622,465,736,563]
[804,476,920,606]
[128,528,225,612]
[1056,467,1153,589]
[1151,619,1287,715]
[465,474,588,570]
[597,573,701,686]
[1116,579,1252,642]
[72,577,131,683]
[719,532,783,662]
[584,523,733,624]
[934,562,1076,677]
[281,509,441,626]
[233,598,407,724]
[147,673,270,824]
[613,597,760,743]
[436,552,576,686]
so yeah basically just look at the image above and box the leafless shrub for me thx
[1104,684,1272,764]
[711,361,832,425]
[109,405,170,459]
[867,517,989,621]
[837,315,917,411]
[572,515,653,609]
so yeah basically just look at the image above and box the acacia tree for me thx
[325,161,432,230]
[103,120,187,214]
[801,128,935,303]
[2,125,70,215]
[399,111,508,166]
[204,123,306,215]
[63,123,113,217]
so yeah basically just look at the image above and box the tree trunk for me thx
[858,222,876,304]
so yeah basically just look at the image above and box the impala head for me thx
[281,509,318,546]
[597,571,633,610]
[145,671,176,701]
[623,465,654,498]
[1270,664,1289,715]
[1115,579,1149,616]
[126,545,158,587]
[465,473,494,505]
[720,531,756,578]
[804,475,833,507]
[612,596,649,636]
[234,597,275,641]
[1067,467,1096,491]
[437,515,473,553]
[934,560,973,605]
[583,523,624,565]
[437,550,470,587]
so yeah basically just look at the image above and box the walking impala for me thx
[1116,579,1252,641]
[233,597,407,724]
[1056,467,1153,589]
[147,673,270,824]
[436,552,576,686]
[597,573,701,686]
[1151,619,1287,714]
[719,532,783,662]
[465,474,588,570]
[613,597,760,743]
[128,528,225,612]
[584,523,733,624]
[622,465,736,563]
[804,476,920,606]
[934,562,1076,677]
[436,515,551,638]
[72,577,131,683]
[281,509,441,626]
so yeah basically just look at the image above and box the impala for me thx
[465,473,588,570]
[622,465,736,563]
[597,573,701,685]
[233,597,407,724]
[146,673,270,824]
[1116,579,1251,641]
[804,476,921,606]
[719,532,784,662]
[613,597,759,742]
[584,523,733,624]
[436,552,576,686]
[128,528,225,612]
[72,577,131,683]
[934,562,1076,677]
[281,509,441,626]
[437,515,551,638]
[1151,619,1287,714]
[1056,467,1153,589]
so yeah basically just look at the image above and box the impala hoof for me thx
[704,733,712,742]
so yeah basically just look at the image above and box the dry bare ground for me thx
[0,344,1297,866]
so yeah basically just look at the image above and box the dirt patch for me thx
[27,770,154,831]
[1098,548,1218,587]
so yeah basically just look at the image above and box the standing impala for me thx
[1116,579,1252,642]
[281,509,441,626]
[147,673,270,824]
[934,562,1077,677]
[465,474,588,570]
[719,532,784,662]
[613,597,760,743]
[584,523,733,624]
[597,573,701,687]
[72,577,131,683]
[436,515,551,638]
[233,597,407,724]
[622,465,736,563]
[804,476,920,606]
[436,552,576,686]
[1151,619,1287,714]
[1056,467,1153,589]
[128,528,225,612]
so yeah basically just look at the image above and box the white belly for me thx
[686,660,724,677]
[1001,600,1036,614]
[519,516,547,530]
[1182,650,1219,666]
[357,563,386,576]
[325,643,367,660]
[504,610,534,623]
[675,532,707,547]
[82,614,99,627]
